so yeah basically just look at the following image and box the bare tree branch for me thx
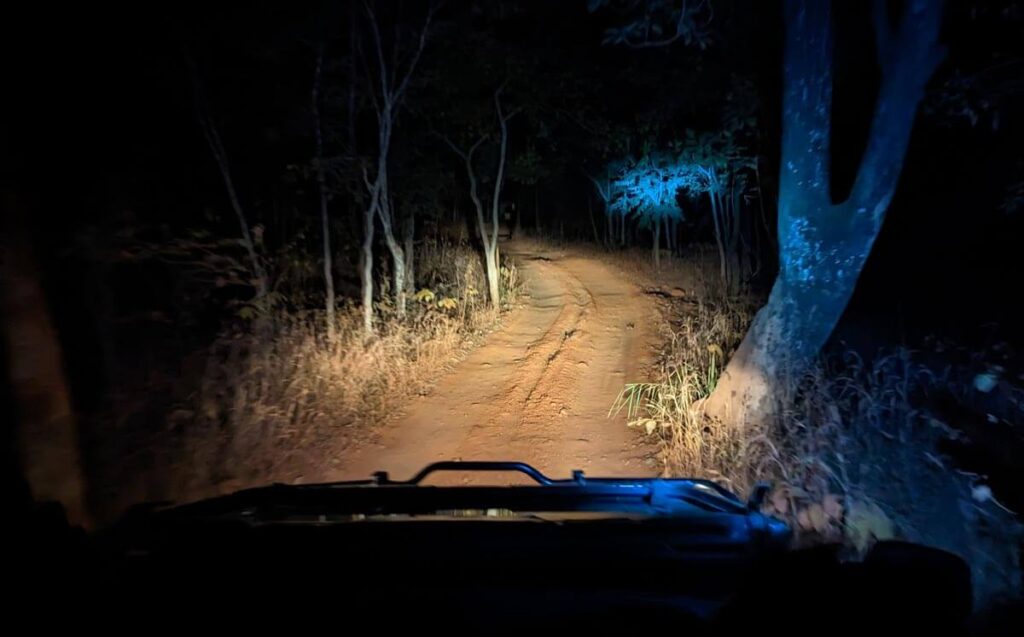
[621,0,713,49]
[185,49,267,297]
[628,0,690,48]
[442,135,485,162]
[361,163,375,194]
[364,0,392,102]
[585,172,611,202]
[355,32,382,115]
[394,1,440,104]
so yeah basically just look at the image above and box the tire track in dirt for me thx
[328,242,660,483]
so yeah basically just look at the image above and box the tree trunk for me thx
[704,244,864,424]
[485,84,513,307]
[313,47,335,338]
[2,193,88,525]
[728,183,744,293]
[393,249,407,316]
[403,213,415,297]
[373,111,407,319]
[191,77,267,298]
[360,0,436,331]
[381,229,406,318]
[485,245,500,308]
[447,86,514,309]
[704,0,944,426]
[319,187,335,335]
[587,196,600,244]
[707,184,728,290]
[361,206,375,336]
[664,215,674,256]
[652,219,660,268]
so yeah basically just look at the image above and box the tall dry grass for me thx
[175,241,522,498]
[606,242,1021,606]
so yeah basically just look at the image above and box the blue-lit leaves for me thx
[589,0,714,49]
[608,152,694,229]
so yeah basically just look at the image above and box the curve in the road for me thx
[328,244,660,483]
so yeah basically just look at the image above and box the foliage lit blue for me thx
[605,153,720,227]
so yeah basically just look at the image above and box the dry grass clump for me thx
[176,241,522,497]
[610,295,754,480]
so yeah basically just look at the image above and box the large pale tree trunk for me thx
[485,105,507,307]
[705,0,944,425]
[361,203,376,335]
[384,235,407,317]
[485,245,500,308]
[403,213,415,298]
[379,184,407,317]
[447,84,515,309]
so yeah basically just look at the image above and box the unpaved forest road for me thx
[331,242,661,483]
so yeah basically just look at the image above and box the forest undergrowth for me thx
[603,244,1022,608]
[89,240,521,519]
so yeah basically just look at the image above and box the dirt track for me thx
[331,242,660,483]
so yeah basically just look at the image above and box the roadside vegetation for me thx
[607,245,1022,606]
[86,239,521,518]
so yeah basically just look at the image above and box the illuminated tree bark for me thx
[403,210,415,298]
[445,84,517,308]
[487,87,513,306]
[705,0,945,424]
[360,1,436,328]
